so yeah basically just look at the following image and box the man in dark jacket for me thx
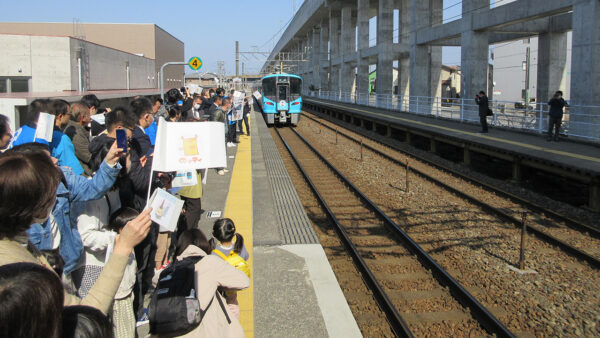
[130,98,154,157]
[200,89,212,117]
[475,91,489,133]
[206,96,222,121]
[547,90,568,141]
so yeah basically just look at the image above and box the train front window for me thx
[290,77,302,96]
[278,86,288,100]
[262,77,276,97]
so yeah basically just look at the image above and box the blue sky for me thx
[0,0,467,75]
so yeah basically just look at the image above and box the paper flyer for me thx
[34,112,55,143]
[148,188,184,232]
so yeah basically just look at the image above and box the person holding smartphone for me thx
[547,90,568,141]
[475,91,489,133]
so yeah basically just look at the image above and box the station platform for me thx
[305,97,600,210]
[305,98,600,174]
[191,109,361,337]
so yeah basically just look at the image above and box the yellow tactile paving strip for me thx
[223,127,253,337]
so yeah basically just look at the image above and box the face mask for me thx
[194,104,201,109]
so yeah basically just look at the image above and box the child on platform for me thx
[210,218,250,318]
[106,207,139,338]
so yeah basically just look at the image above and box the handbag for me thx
[487,108,493,116]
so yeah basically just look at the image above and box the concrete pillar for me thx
[305,32,312,92]
[429,0,443,102]
[340,5,356,96]
[329,8,341,94]
[570,0,600,139]
[312,27,321,92]
[537,31,568,103]
[356,0,370,104]
[398,0,410,100]
[319,19,330,91]
[460,0,490,110]
[409,0,443,112]
[376,0,394,107]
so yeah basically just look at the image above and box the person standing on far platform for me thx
[475,91,490,133]
[547,91,568,142]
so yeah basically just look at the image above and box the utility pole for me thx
[242,62,245,89]
[524,46,530,104]
[235,41,240,77]
[217,61,224,88]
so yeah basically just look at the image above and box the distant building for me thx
[368,65,462,97]
[0,22,185,91]
[490,0,572,104]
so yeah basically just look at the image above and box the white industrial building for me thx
[0,33,156,94]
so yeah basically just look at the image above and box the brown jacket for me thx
[0,237,128,315]
[63,120,92,176]
[168,245,250,338]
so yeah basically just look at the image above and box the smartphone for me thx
[116,129,128,153]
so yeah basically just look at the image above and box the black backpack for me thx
[148,256,231,336]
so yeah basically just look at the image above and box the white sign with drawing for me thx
[152,118,227,172]
[232,91,245,121]
[34,112,55,143]
[148,188,184,232]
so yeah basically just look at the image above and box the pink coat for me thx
[159,245,250,338]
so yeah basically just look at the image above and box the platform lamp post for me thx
[160,62,188,102]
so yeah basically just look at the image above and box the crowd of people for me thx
[0,87,253,337]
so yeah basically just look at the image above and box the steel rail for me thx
[301,109,600,270]
[302,104,600,240]
[276,127,514,337]
[274,128,413,337]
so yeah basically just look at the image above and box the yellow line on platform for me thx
[312,99,600,164]
[223,127,253,337]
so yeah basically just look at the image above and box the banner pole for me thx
[146,117,165,201]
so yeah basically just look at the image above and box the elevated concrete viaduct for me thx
[261,0,600,138]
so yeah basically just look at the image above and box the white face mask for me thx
[194,104,201,110]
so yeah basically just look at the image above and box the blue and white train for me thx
[257,73,302,126]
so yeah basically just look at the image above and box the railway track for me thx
[301,110,600,269]
[273,127,513,337]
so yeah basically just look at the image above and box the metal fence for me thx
[307,91,600,142]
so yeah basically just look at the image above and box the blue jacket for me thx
[11,123,84,175]
[10,123,49,147]
[50,130,84,175]
[227,110,237,126]
[27,160,121,274]
[145,120,158,146]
